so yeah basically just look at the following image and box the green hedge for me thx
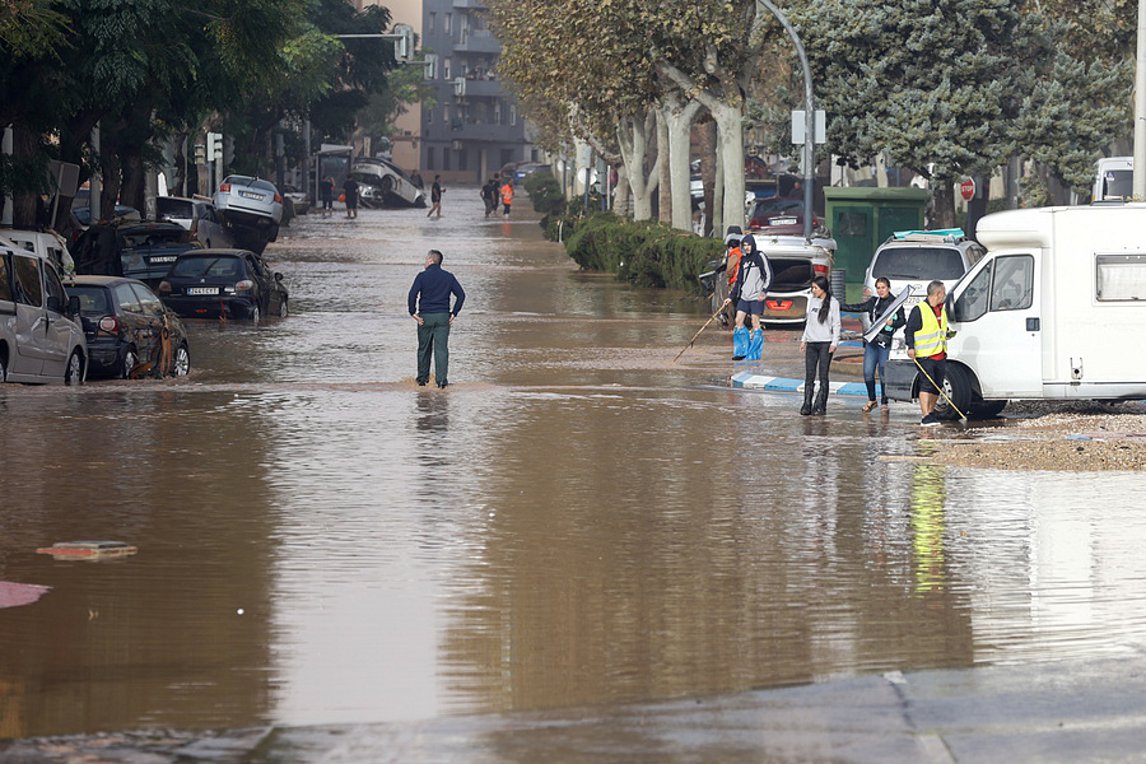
[563,215,724,293]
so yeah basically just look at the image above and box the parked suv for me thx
[862,230,984,319]
[157,196,234,249]
[0,244,86,384]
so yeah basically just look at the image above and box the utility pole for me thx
[1135,0,1146,198]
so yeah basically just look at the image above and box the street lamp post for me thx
[757,0,815,239]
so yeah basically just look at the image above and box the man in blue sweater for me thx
[408,249,466,388]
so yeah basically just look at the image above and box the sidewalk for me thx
[4,658,1144,762]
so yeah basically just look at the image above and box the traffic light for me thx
[206,132,223,162]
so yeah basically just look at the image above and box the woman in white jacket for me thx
[799,275,840,415]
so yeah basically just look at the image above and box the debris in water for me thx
[0,581,51,609]
[36,540,138,560]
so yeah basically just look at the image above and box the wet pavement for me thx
[2,192,1146,761]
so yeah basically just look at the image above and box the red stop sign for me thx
[960,178,976,201]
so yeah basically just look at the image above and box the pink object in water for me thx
[0,581,51,609]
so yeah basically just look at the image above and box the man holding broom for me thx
[905,280,949,426]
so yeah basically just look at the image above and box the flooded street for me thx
[3,193,1146,740]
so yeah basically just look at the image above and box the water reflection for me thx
[2,196,1146,738]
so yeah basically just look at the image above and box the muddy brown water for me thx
[2,194,1146,738]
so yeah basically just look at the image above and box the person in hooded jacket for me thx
[728,233,772,361]
[841,276,906,413]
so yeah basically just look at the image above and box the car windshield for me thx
[769,257,814,292]
[1102,170,1133,200]
[225,175,255,187]
[171,256,243,279]
[67,285,113,315]
[752,199,803,217]
[873,247,966,280]
[250,179,277,193]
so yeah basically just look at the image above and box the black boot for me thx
[799,387,814,416]
[812,386,828,416]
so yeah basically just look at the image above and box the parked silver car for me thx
[213,175,283,241]
[157,196,234,249]
[0,243,86,384]
[862,230,985,316]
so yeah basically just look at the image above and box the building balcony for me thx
[453,29,500,54]
[452,77,505,98]
[453,0,487,8]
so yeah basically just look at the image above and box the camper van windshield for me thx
[872,247,965,280]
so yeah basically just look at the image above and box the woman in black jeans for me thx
[841,277,906,413]
[799,275,841,416]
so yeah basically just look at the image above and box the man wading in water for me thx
[408,249,466,388]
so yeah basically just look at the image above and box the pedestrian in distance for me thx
[427,175,444,218]
[500,178,514,217]
[841,277,907,413]
[799,275,841,416]
[342,176,359,219]
[319,176,335,218]
[408,249,466,389]
[905,280,949,426]
[728,233,771,361]
[480,178,497,217]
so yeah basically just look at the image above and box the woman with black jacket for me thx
[841,277,906,412]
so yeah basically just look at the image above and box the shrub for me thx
[564,215,723,294]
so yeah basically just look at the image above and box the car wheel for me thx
[121,348,138,380]
[250,304,260,326]
[935,363,973,420]
[278,297,288,318]
[64,350,84,386]
[172,343,191,377]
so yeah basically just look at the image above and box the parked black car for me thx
[71,221,199,289]
[65,275,191,379]
[157,249,288,324]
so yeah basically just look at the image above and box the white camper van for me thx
[883,204,1146,418]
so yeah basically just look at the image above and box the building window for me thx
[445,13,452,34]
[428,12,435,33]
[443,58,450,80]
[427,107,433,124]
[510,105,517,126]
[493,101,501,124]
[458,148,467,171]
[443,104,449,124]
[427,147,436,170]
[443,149,451,171]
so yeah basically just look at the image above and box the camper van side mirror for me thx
[67,295,81,317]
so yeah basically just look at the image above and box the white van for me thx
[0,228,74,275]
[1092,157,1133,202]
[883,204,1146,418]
[0,244,87,384]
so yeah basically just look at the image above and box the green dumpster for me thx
[823,187,929,282]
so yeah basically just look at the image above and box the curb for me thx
[731,371,878,398]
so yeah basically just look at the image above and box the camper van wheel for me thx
[64,350,84,386]
[936,364,973,420]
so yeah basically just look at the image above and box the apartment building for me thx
[360,0,535,185]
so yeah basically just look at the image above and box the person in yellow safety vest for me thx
[905,280,949,427]
[500,180,514,217]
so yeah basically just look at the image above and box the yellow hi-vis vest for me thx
[913,303,948,358]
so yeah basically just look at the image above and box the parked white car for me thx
[0,243,87,384]
[755,234,836,325]
[213,175,283,239]
[350,158,425,208]
[862,230,984,318]
[156,196,234,249]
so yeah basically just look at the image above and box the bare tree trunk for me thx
[617,110,660,221]
[662,95,703,231]
[932,180,955,229]
[9,125,40,228]
[119,145,146,214]
[656,109,670,225]
[613,164,630,218]
[699,120,716,237]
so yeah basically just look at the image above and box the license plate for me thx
[239,190,263,200]
[906,295,924,306]
[148,255,177,263]
[186,287,218,295]
[769,217,797,225]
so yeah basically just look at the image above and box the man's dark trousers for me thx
[417,312,451,385]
